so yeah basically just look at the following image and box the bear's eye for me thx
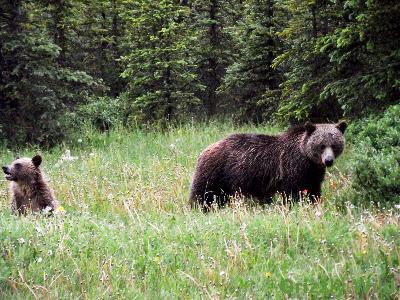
[14,163,21,169]
[320,145,326,150]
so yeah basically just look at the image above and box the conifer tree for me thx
[223,0,281,122]
[0,0,93,145]
[120,0,201,123]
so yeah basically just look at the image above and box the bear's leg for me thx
[202,190,223,212]
[190,179,226,212]
[307,184,322,203]
[11,194,27,215]
[190,176,208,210]
[280,179,323,204]
[278,181,299,203]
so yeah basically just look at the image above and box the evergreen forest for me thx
[1,0,399,145]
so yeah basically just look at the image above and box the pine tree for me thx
[223,0,281,122]
[120,0,201,123]
[274,0,343,123]
[0,0,93,145]
[317,0,400,116]
[190,0,239,118]
[73,0,126,96]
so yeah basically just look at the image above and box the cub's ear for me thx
[336,121,347,134]
[15,156,20,160]
[32,155,42,167]
[304,121,316,135]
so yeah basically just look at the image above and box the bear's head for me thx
[303,121,347,167]
[2,155,42,182]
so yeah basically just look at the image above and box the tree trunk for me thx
[109,0,124,96]
[206,0,218,118]
[266,0,277,90]
[311,4,317,38]
[53,1,67,67]
[163,44,173,121]
[164,66,173,121]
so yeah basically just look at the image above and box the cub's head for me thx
[303,121,347,167]
[2,155,42,182]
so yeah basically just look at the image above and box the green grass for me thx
[0,122,399,299]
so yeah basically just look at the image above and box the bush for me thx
[347,104,400,206]
[76,96,126,131]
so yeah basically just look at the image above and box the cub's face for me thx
[303,122,347,167]
[2,155,42,182]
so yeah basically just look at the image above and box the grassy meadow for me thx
[0,123,399,299]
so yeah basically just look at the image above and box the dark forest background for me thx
[1,0,399,146]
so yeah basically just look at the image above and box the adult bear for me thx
[189,121,347,211]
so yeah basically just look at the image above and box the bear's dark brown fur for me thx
[189,121,347,211]
[2,155,59,215]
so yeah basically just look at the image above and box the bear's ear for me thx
[336,121,347,134]
[15,156,20,160]
[304,121,316,135]
[32,155,42,167]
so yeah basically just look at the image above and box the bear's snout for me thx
[3,165,14,180]
[321,147,335,167]
[324,157,334,167]
[2,166,9,174]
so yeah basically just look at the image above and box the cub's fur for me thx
[2,155,59,215]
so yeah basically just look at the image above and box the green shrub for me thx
[76,96,126,131]
[347,104,400,206]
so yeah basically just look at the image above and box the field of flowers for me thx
[0,123,399,299]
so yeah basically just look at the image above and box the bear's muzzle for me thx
[2,166,14,180]
[322,147,335,167]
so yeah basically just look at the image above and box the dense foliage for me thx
[1,0,399,145]
[347,104,400,206]
[120,1,201,123]
[0,0,95,145]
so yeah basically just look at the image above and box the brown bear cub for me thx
[190,121,347,211]
[2,155,59,215]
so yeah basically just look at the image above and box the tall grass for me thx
[0,122,399,299]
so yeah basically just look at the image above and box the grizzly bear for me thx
[2,155,59,215]
[189,121,347,211]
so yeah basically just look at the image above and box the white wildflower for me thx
[61,149,78,161]
[43,206,53,214]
